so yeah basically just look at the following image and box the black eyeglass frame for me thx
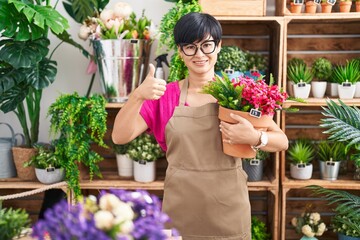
[179,40,219,56]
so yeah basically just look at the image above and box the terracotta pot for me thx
[321,2,333,13]
[305,1,317,13]
[290,2,303,13]
[12,147,37,181]
[218,106,273,158]
[339,1,352,12]
[356,1,360,12]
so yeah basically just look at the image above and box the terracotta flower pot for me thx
[321,2,333,13]
[356,1,360,12]
[290,2,303,13]
[339,1,352,12]
[218,106,273,158]
[305,1,317,13]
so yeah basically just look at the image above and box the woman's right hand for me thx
[134,63,167,100]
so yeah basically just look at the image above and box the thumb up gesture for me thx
[135,63,167,100]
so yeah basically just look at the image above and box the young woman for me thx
[112,12,288,240]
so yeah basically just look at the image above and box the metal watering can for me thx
[0,122,24,178]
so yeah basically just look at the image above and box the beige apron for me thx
[163,78,251,240]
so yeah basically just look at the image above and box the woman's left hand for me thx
[219,113,260,146]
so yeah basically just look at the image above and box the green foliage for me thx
[158,0,201,82]
[215,46,248,72]
[310,186,360,237]
[288,58,306,68]
[288,140,315,164]
[24,143,63,169]
[312,57,333,81]
[0,206,30,240]
[332,59,360,84]
[47,93,108,198]
[111,139,131,155]
[127,133,165,162]
[287,62,313,84]
[317,141,347,162]
[63,0,109,24]
[246,52,268,72]
[251,217,271,240]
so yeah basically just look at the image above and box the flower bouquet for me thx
[31,189,176,240]
[203,73,288,158]
[291,211,327,239]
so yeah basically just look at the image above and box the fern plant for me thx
[251,217,271,240]
[47,92,108,198]
[288,140,315,164]
[309,186,360,237]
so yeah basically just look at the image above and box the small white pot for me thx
[338,83,356,99]
[116,154,133,177]
[354,82,360,98]
[35,168,65,184]
[311,81,327,98]
[133,160,156,183]
[326,82,339,97]
[290,163,313,180]
[293,83,311,99]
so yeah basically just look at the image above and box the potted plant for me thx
[127,133,165,183]
[202,73,289,158]
[215,45,248,79]
[332,60,360,99]
[290,0,305,13]
[356,0,360,12]
[47,93,108,198]
[291,209,327,239]
[24,143,65,184]
[245,51,268,79]
[305,0,318,13]
[311,57,332,98]
[339,0,352,12]
[111,140,133,178]
[288,139,315,180]
[158,0,201,82]
[310,186,360,239]
[0,206,30,239]
[242,150,270,182]
[321,0,335,12]
[287,58,307,96]
[251,216,271,240]
[287,61,314,99]
[317,141,346,180]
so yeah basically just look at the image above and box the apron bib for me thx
[163,78,251,240]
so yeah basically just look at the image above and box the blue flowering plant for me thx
[32,189,176,240]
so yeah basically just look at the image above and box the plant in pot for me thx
[288,139,315,180]
[0,206,30,239]
[251,216,271,240]
[244,51,268,79]
[310,186,360,240]
[24,143,65,184]
[287,61,314,99]
[339,0,352,12]
[111,140,133,178]
[321,0,335,13]
[290,0,305,13]
[317,141,346,180]
[47,92,108,198]
[242,150,270,182]
[158,0,202,82]
[287,58,306,96]
[320,99,360,180]
[332,59,360,99]
[290,208,327,239]
[127,133,165,183]
[305,0,318,13]
[356,0,360,12]
[215,45,248,79]
[311,57,332,98]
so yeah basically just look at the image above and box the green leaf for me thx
[0,64,27,94]
[0,82,29,113]
[28,58,57,90]
[63,0,99,24]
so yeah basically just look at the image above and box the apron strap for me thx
[179,78,188,106]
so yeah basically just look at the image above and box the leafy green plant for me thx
[0,206,30,240]
[312,57,333,81]
[244,150,270,161]
[127,133,165,162]
[158,0,201,82]
[288,140,315,164]
[111,139,131,155]
[246,52,268,72]
[24,143,62,169]
[251,217,271,240]
[215,46,248,72]
[332,59,360,84]
[287,62,314,84]
[317,141,347,162]
[288,58,306,68]
[310,186,360,237]
[47,93,108,198]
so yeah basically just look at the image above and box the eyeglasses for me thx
[180,40,218,56]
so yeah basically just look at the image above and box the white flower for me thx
[120,220,134,234]
[302,225,315,237]
[112,202,134,222]
[100,9,115,23]
[291,217,297,227]
[94,210,114,230]
[316,222,326,236]
[78,25,91,40]
[113,2,132,19]
[99,193,122,211]
[310,212,321,224]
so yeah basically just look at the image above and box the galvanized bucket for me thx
[92,39,152,102]
[0,122,24,178]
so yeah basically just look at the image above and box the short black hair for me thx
[174,12,222,45]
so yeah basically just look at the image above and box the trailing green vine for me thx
[47,93,108,198]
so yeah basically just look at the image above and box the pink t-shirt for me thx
[140,82,185,151]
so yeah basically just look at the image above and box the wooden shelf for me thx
[284,13,360,20]
[282,176,360,190]
[283,98,360,108]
